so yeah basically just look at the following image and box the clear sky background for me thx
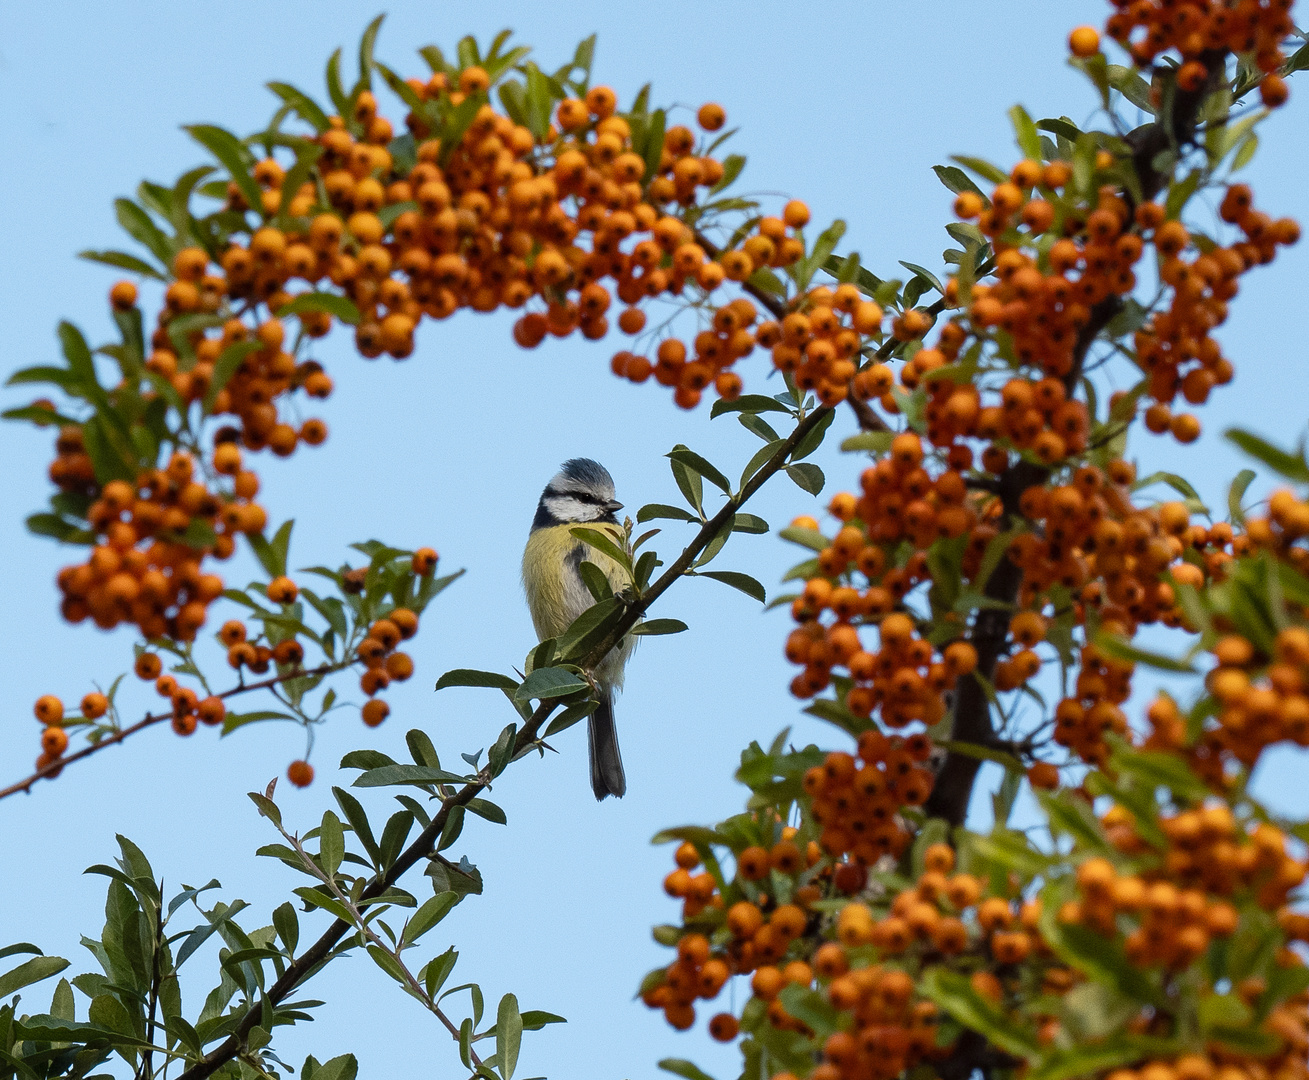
[1,3,1307,1078]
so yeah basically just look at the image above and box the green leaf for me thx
[496,993,523,1080]
[785,463,825,495]
[778,525,828,551]
[520,1009,566,1030]
[436,669,519,692]
[1030,1038,1180,1080]
[696,570,766,604]
[667,447,732,494]
[1229,468,1256,524]
[951,155,1010,185]
[204,340,262,412]
[1039,880,1163,1005]
[358,14,385,87]
[273,902,299,955]
[0,956,70,1000]
[542,699,598,738]
[267,82,331,133]
[732,513,769,534]
[353,765,471,788]
[25,513,94,545]
[78,249,166,280]
[637,503,698,524]
[115,197,175,265]
[1111,740,1210,803]
[842,430,895,453]
[920,969,1041,1058]
[294,886,353,922]
[709,394,791,419]
[278,292,361,326]
[513,666,589,703]
[403,891,459,947]
[933,164,987,199]
[421,947,458,1001]
[1093,633,1195,673]
[570,526,632,574]
[1036,790,1108,851]
[791,407,836,461]
[557,596,624,659]
[659,1061,718,1080]
[185,125,261,215]
[1225,429,1309,483]
[1009,105,1043,160]
[466,798,507,825]
[629,618,688,636]
[319,810,344,877]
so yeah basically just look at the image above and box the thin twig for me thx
[0,662,348,801]
[280,827,482,1069]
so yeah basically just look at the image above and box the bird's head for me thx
[534,458,624,527]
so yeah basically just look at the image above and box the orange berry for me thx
[33,695,63,725]
[287,760,314,787]
[40,726,69,757]
[783,200,810,228]
[197,696,226,726]
[708,1012,739,1041]
[697,103,726,131]
[362,699,390,727]
[80,692,109,720]
[267,576,298,604]
[412,548,438,575]
[1068,26,1100,58]
[109,281,138,310]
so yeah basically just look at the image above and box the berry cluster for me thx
[54,453,243,637]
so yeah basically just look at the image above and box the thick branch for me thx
[0,662,348,802]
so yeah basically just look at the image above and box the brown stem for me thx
[0,663,349,802]
[922,56,1225,824]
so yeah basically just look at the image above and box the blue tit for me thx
[522,458,636,800]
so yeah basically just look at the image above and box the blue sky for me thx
[1,2,1307,1078]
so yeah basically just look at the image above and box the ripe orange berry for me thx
[783,200,810,228]
[80,692,109,720]
[675,842,700,869]
[697,103,726,131]
[1260,74,1289,108]
[385,652,414,681]
[197,696,226,726]
[708,1012,739,1041]
[1028,761,1060,789]
[287,760,314,788]
[1068,26,1101,58]
[34,695,63,725]
[109,281,138,310]
[41,726,69,757]
[737,846,770,880]
[267,576,298,604]
[412,548,438,575]
[458,66,490,95]
[135,653,162,680]
[390,608,419,639]
[362,699,390,727]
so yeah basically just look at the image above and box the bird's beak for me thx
[605,500,624,513]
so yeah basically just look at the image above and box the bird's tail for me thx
[588,687,626,800]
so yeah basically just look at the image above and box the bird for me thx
[522,458,635,800]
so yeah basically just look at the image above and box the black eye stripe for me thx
[549,489,602,504]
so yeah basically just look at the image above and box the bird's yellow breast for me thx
[522,522,628,641]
